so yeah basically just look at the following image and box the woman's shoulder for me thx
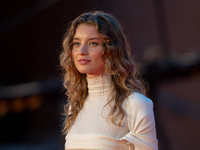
[125,92,153,109]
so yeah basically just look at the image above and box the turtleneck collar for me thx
[87,74,112,95]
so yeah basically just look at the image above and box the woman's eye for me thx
[73,42,80,47]
[90,42,98,46]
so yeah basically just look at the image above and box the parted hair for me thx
[60,11,146,133]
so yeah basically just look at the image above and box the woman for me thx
[60,11,158,150]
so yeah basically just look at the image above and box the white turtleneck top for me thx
[65,75,158,150]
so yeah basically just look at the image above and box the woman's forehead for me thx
[73,23,103,39]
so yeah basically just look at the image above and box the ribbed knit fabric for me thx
[65,75,158,150]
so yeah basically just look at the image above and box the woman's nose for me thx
[78,44,88,55]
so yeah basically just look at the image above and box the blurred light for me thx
[0,100,10,117]
[0,82,42,100]
[0,78,62,100]
[26,95,43,111]
[11,98,26,114]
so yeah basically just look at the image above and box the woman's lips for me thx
[78,59,91,65]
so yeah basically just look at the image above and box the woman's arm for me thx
[121,93,158,150]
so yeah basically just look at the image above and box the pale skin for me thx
[72,23,105,79]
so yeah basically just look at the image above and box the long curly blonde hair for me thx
[60,11,146,133]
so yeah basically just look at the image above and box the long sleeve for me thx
[121,93,158,150]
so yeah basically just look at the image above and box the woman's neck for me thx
[87,74,112,95]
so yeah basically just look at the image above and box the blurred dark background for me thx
[0,0,200,150]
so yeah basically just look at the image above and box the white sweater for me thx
[65,75,158,150]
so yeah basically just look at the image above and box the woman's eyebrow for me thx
[73,37,79,40]
[88,37,102,41]
[73,37,102,41]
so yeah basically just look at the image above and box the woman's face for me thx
[72,23,105,79]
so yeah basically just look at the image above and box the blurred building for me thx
[0,0,200,149]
